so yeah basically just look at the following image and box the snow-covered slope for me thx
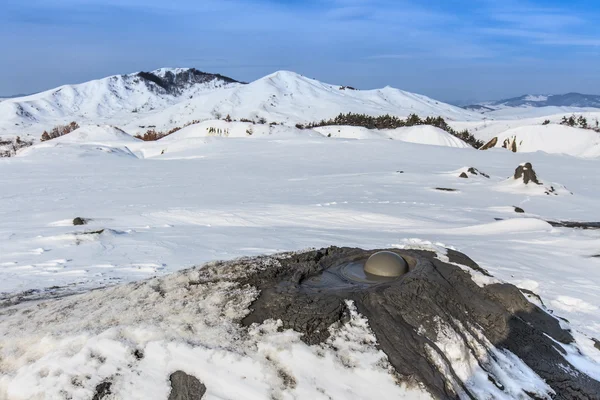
[0,69,480,139]
[483,125,600,158]
[314,125,471,148]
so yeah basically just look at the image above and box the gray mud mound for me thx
[240,247,600,399]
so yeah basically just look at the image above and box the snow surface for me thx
[2,130,600,341]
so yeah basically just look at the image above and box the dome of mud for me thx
[364,251,409,277]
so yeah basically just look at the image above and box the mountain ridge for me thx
[0,68,480,137]
[464,92,600,112]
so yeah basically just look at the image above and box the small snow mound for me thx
[313,125,471,147]
[453,166,490,179]
[162,120,319,141]
[53,125,139,144]
[496,163,572,196]
[388,125,471,148]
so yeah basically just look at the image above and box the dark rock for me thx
[133,349,144,360]
[514,206,525,213]
[73,217,88,226]
[513,162,541,185]
[168,371,206,400]
[593,338,600,352]
[459,172,469,179]
[547,221,600,230]
[435,187,458,192]
[240,247,599,399]
[92,381,112,400]
[468,167,490,178]
[79,229,104,235]
[446,248,492,277]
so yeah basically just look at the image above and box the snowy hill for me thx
[0,69,480,138]
[482,124,600,158]
[313,125,471,147]
[0,68,241,137]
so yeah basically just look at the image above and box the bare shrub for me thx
[0,136,34,157]
[40,122,80,142]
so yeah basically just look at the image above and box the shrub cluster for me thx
[0,136,34,157]
[40,122,80,142]
[134,120,202,141]
[300,113,484,148]
[560,115,599,131]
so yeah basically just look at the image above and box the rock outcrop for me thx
[514,162,540,185]
[168,371,207,400]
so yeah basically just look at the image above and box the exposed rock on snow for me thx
[514,206,525,214]
[514,162,540,185]
[546,221,600,230]
[73,217,88,226]
[456,166,490,179]
[92,382,112,400]
[240,247,600,399]
[479,136,498,150]
[168,371,206,400]
[496,162,572,196]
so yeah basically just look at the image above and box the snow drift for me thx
[314,125,471,148]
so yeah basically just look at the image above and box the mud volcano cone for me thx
[239,247,600,399]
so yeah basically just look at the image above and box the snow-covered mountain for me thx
[0,68,479,138]
[464,93,600,113]
[0,68,241,136]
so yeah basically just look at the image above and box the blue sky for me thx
[2,0,600,103]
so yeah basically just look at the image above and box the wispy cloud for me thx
[2,0,600,101]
